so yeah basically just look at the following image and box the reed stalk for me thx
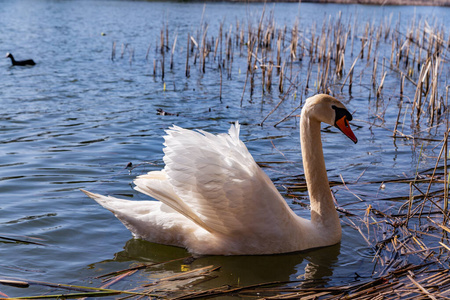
[219,63,223,102]
[161,49,165,80]
[111,41,116,61]
[170,34,177,70]
[393,98,403,138]
[186,33,190,77]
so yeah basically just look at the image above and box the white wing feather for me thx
[136,122,295,237]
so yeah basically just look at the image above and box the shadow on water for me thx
[101,238,340,289]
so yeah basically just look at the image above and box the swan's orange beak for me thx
[336,116,358,144]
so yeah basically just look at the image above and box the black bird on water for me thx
[5,53,36,66]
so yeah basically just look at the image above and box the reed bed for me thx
[114,6,450,131]
[3,6,450,300]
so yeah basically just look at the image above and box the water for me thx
[1,0,449,297]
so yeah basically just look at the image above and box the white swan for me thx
[82,94,357,255]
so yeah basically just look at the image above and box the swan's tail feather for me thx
[81,189,116,211]
[81,189,148,215]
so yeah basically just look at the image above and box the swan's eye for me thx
[332,105,353,123]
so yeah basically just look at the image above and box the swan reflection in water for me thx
[92,239,341,290]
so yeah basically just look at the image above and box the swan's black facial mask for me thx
[332,105,358,144]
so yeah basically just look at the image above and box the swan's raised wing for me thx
[158,122,295,236]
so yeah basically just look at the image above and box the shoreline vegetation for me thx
[215,0,450,7]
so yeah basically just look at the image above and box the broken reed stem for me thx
[120,43,127,59]
[161,49,165,80]
[227,28,233,80]
[372,57,378,88]
[111,41,116,61]
[376,71,387,98]
[400,73,405,98]
[170,33,177,70]
[266,61,273,92]
[160,28,164,54]
[219,63,223,103]
[407,182,414,226]
[186,33,190,77]
[201,24,209,73]
[278,61,285,94]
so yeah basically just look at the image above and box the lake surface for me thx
[1,0,449,298]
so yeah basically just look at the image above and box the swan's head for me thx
[303,94,358,144]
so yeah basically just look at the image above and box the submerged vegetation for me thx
[2,3,450,299]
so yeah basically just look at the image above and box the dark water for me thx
[1,0,449,297]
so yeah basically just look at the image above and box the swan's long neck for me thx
[300,112,340,230]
